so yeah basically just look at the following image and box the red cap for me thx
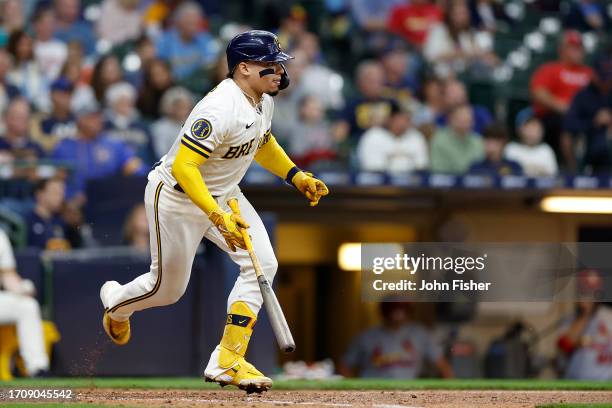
[562,30,583,48]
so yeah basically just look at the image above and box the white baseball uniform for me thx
[0,229,49,375]
[564,306,612,380]
[101,79,278,375]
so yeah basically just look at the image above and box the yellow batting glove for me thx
[208,209,249,251]
[291,170,329,207]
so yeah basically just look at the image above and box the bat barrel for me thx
[258,275,296,353]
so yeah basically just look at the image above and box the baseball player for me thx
[99,30,329,393]
[0,228,49,377]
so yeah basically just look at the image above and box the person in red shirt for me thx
[530,30,593,164]
[387,0,443,48]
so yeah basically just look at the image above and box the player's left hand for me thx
[291,171,329,207]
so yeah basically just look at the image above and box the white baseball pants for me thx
[0,291,49,375]
[102,169,277,322]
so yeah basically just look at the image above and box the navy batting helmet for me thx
[226,30,293,89]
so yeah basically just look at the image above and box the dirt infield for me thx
[24,388,612,407]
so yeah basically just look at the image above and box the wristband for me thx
[285,166,302,186]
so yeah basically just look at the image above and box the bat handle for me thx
[227,198,254,252]
[228,198,241,216]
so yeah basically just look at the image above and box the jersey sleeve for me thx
[180,98,230,158]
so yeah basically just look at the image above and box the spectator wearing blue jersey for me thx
[335,60,397,141]
[0,98,44,162]
[155,2,219,80]
[53,0,97,56]
[25,177,70,250]
[30,77,77,153]
[469,123,523,176]
[51,101,145,205]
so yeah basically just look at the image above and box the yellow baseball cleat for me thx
[204,301,271,393]
[102,311,131,346]
[205,357,273,394]
[100,280,131,345]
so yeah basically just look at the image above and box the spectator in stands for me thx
[563,0,609,33]
[122,203,149,252]
[423,0,498,77]
[0,228,49,377]
[91,54,123,104]
[530,30,592,164]
[151,86,194,158]
[155,1,218,80]
[96,0,144,47]
[0,48,20,133]
[335,60,397,141]
[0,0,25,41]
[469,123,523,176]
[137,58,174,119]
[0,97,43,161]
[125,35,157,88]
[505,116,558,177]
[51,101,145,204]
[292,32,344,111]
[6,30,50,112]
[430,104,485,174]
[339,302,453,379]
[436,78,493,135]
[30,77,77,153]
[32,7,67,82]
[564,52,612,175]
[103,82,154,165]
[60,54,96,114]
[25,177,70,250]
[53,0,96,56]
[358,102,428,173]
[285,95,338,169]
[411,76,444,130]
[387,0,443,49]
[381,47,421,109]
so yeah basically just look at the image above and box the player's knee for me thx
[160,283,187,305]
[17,296,41,316]
[261,255,278,282]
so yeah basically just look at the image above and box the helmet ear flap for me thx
[279,63,290,90]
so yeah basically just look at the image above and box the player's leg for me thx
[100,175,207,344]
[203,191,277,392]
[0,292,49,375]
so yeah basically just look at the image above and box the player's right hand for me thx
[209,209,249,252]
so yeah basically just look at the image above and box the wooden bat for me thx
[228,198,296,353]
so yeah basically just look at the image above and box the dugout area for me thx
[252,184,612,372]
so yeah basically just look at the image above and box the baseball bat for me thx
[228,198,296,353]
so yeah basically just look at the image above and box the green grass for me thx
[2,378,612,391]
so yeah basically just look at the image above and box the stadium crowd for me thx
[0,0,610,250]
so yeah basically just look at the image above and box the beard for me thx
[266,90,279,97]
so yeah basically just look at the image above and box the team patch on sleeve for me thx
[191,118,213,140]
